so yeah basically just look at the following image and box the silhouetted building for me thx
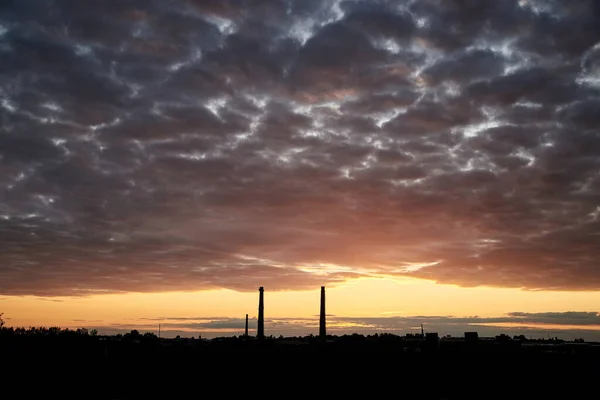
[319,286,326,340]
[465,332,479,343]
[245,314,248,338]
[495,334,511,342]
[425,332,439,349]
[257,287,264,339]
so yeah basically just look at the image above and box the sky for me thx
[1,0,600,340]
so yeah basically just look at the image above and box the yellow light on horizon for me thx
[2,276,600,332]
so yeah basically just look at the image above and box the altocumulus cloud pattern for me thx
[1,0,600,296]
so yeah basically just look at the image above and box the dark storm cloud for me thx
[1,0,600,296]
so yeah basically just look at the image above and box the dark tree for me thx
[143,332,157,339]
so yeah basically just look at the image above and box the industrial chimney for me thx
[319,286,326,340]
[257,287,265,339]
[245,313,249,338]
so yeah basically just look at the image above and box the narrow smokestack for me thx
[257,287,265,339]
[245,313,249,338]
[319,286,326,340]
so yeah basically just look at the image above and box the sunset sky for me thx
[2,0,600,340]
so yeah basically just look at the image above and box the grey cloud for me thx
[0,133,64,164]
[164,317,255,330]
[342,2,416,41]
[335,312,600,329]
[559,99,600,131]
[341,91,418,115]
[461,65,586,109]
[383,100,477,136]
[421,49,505,85]
[519,1,600,57]
[1,0,600,295]
[507,312,600,326]
[287,21,387,94]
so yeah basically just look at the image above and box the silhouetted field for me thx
[3,332,600,399]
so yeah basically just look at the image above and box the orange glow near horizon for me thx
[2,277,600,334]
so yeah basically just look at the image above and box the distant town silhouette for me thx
[2,286,600,399]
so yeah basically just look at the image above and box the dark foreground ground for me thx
[4,336,600,399]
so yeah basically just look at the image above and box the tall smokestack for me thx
[319,286,326,340]
[245,314,249,338]
[257,287,264,339]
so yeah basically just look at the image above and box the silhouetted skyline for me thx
[4,323,597,400]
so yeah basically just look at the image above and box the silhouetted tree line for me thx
[0,325,99,337]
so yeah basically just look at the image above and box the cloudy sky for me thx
[2,0,600,339]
